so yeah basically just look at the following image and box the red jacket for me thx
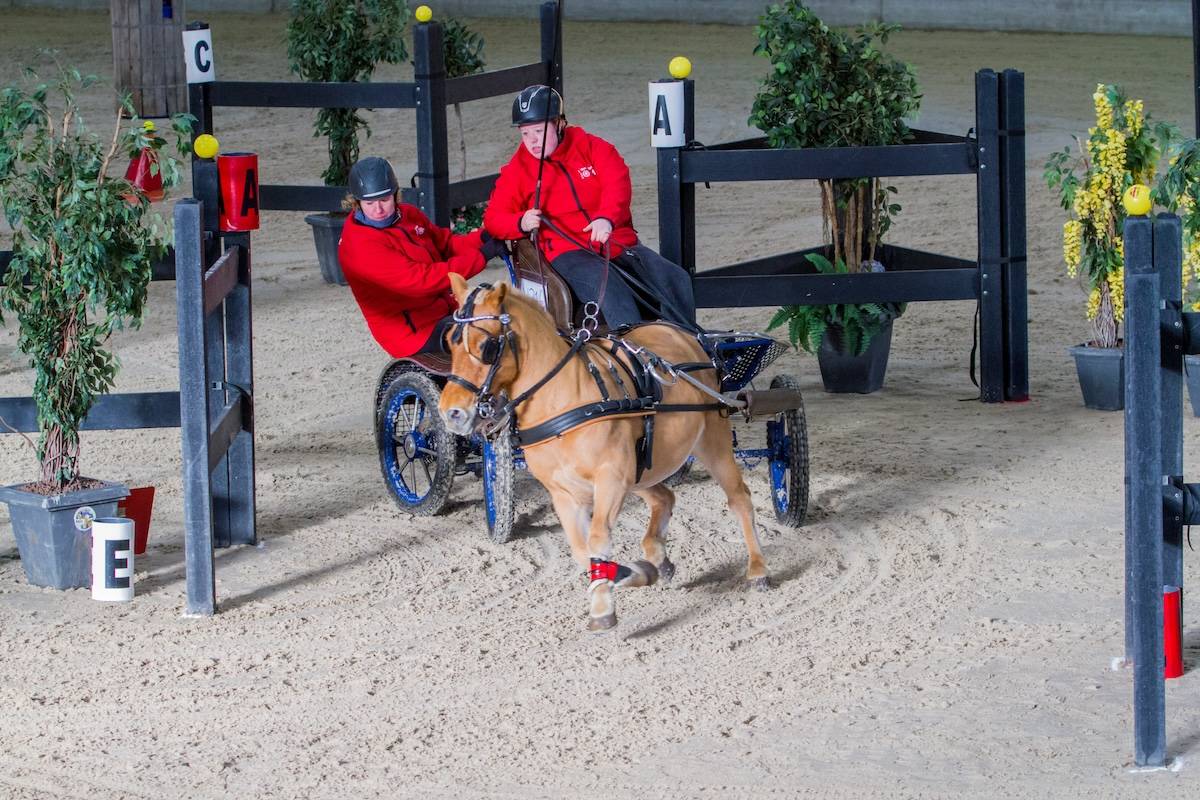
[338,204,487,358]
[485,126,638,259]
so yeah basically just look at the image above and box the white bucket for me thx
[91,517,135,602]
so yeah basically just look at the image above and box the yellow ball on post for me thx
[193,134,219,160]
[142,120,156,132]
[668,56,692,80]
[415,5,433,23]
[1123,183,1152,216]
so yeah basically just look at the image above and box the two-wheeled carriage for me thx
[373,243,810,540]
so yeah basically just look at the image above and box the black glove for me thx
[479,231,507,262]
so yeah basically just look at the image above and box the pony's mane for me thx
[487,282,559,338]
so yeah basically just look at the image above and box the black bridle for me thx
[445,284,518,422]
[445,284,587,433]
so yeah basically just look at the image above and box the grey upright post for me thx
[974,69,1004,403]
[1124,214,1166,766]
[414,20,450,228]
[175,200,217,616]
[205,250,231,549]
[221,231,257,547]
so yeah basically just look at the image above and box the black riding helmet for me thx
[349,156,399,201]
[512,85,565,127]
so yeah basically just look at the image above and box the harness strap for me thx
[586,362,610,400]
[500,334,585,417]
[654,403,726,413]
[516,397,656,447]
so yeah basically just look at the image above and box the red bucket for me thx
[116,486,156,556]
[1164,585,1183,679]
[217,152,260,231]
[124,148,164,202]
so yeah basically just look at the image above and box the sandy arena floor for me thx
[2,10,1200,799]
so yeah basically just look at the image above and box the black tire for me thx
[767,374,809,527]
[482,429,516,544]
[376,372,455,515]
[374,360,423,409]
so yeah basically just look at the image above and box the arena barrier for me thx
[186,2,563,228]
[654,69,1028,403]
[1123,212,1190,767]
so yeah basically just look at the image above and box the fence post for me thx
[657,79,694,272]
[1156,215,1185,596]
[540,1,563,96]
[999,69,1029,401]
[175,199,217,616]
[220,231,257,547]
[1124,214,1166,766]
[974,69,1004,402]
[414,21,450,227]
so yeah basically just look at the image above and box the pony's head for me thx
[439,274,523,436]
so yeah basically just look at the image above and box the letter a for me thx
[653,95,672,136]
[241,169,258,215]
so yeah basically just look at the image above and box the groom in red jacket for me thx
[338,157,505,357]
[485,85,695,329]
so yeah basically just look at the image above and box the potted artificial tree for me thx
[751,0,919,393]
[287,0,410,286]
[0,65,189,589]
[1155,137,1200,415]
[441,15,488,234]
[1044,84,1172,411]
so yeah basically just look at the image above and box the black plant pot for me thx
[817,319,894,394]
[0,480,129,589]
[304,212,349,286]
[1068,344,1124,411]
[1185,354,1200,417]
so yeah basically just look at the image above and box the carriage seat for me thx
[507,239,576,330]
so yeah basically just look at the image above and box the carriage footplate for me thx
[734,388,805,418]
[589,558,659,590]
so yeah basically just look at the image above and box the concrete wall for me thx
[2,0,1194,37]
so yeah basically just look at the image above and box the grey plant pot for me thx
[1068,343,1124,411]
[0,481,129,589]
[1186,354,1200,417]
[304,211,349,286]
[816,319,894,394]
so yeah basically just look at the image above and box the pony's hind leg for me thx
[633,483,676,583]
[693,417,770,590]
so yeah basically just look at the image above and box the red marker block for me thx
[217,152,260,231]
[1164,585,1183,679]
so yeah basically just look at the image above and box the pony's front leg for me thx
[546,488,592,571]
[584,470,657,632]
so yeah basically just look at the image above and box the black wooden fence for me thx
[187,3,563,228]
[657,69,1028,403]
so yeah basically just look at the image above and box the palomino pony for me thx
[439,274,770,632]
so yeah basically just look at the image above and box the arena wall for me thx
[0,0,1192,37]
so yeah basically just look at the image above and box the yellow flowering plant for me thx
[1153,139,1200,310]
[1043,84,1174,348]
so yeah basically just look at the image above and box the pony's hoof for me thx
[657,557,676,584]
[615,560,659,588]
[750,576,772,592]
[587,612,618,632]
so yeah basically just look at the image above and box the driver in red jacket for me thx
[484,85,696,329]
[338,157,505,357]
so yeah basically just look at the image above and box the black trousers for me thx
[417,315,455,354]
[550,244,697,329]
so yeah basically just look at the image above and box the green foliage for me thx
[749,1,919,151]
[767,254,903,356]
[0,64,191,488]
[450,203,485,235]
[1155,137,1200,310]
[286,0,410,186]
[442,17,485,79]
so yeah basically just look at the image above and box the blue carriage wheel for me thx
[482,429,516,544]
[767,374,809,527]
[375,372,455,516]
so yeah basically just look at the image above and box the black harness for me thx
[446,287,722,481]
